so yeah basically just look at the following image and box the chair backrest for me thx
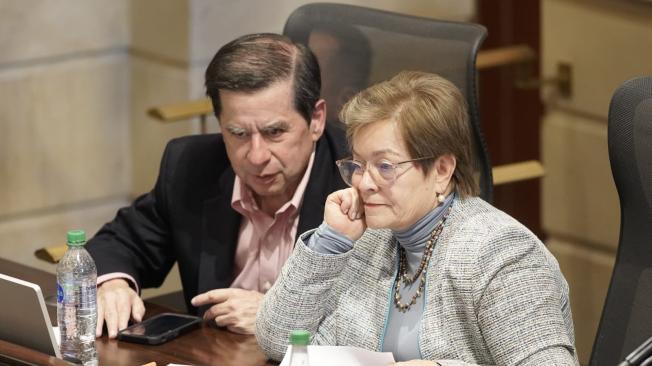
[590,76,652,366]
[283,3,493,202]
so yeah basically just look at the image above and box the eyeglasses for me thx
[336,156,436,186]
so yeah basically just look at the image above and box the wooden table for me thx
[0,258,276,366]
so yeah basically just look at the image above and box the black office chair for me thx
[283,3,493,202]
[590,76,652,366]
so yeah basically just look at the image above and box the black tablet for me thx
[117,312,201,345]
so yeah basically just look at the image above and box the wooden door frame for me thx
[478,1,543,238]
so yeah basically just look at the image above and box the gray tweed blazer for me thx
[256,196,579,365]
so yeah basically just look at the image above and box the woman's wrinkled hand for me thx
[324,188,366,241]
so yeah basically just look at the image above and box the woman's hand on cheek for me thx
[324,188,367,241]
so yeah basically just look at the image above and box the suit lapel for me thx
[197,167,240,314]
[296,127,348,239]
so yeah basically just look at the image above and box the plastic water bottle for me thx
[288,330,310,366]
[57,230,98,365]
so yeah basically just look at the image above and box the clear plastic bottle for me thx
[288,330,310,366]
[56,230,98,366]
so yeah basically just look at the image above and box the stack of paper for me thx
[280,345,395,366]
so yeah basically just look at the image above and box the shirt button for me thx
[262,281,272,292]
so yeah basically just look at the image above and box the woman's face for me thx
[351,119,450,231]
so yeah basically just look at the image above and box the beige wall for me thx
[0,1,131,275]
[0,1,473,297]
[541,0,652,364]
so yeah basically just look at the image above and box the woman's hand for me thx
[324,188,366,241]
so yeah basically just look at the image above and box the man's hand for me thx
[96,278,145,339]
[191,288,264,335]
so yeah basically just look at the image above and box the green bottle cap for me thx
[66,230,86,246]
[289,330,310,346]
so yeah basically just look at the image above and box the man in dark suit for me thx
[86,33,348,338]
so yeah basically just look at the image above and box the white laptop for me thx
[0,272,61,358]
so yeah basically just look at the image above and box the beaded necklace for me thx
[393,205,452,313]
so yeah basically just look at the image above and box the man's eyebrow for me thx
[259,121,291,130]
[225,124,247,132]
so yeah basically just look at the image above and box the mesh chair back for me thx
[590,76,652,366]
[283,3,493,201]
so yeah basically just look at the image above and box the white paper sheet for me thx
[52,326,60,346]
[279,345,395,366]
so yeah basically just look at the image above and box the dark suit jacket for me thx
[86,123,348,313]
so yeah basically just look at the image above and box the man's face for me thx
[219,79,325,211]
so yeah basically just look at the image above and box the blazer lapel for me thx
[296,132,347,239]
[197,168,241,314]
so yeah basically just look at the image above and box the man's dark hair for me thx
[205,33,321,123]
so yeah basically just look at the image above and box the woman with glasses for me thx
[256,71,578,365]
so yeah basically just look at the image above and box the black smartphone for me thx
[117,312,201,345]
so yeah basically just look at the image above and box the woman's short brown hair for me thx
[339,71,479,198]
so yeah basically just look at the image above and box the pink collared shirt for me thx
[229,151,315,293]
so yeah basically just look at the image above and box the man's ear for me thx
[309,99,327,142]
[433,154,456,189]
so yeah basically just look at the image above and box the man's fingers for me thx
[96,299,105,337]
[203,301,231,324]
[131,297,145,322]
[96,280,143,339]
[191,292,209,306]
[227,324,250,335]
[103,298,119,338]
[196,290,262,335]
[214,313,234,328]
[191,288,236,306]
[117,298,132,331]
[203,301,233,321]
